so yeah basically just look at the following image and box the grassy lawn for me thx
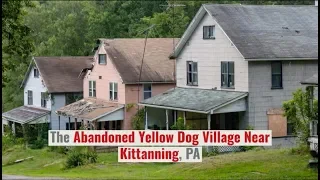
[2,146,318,179]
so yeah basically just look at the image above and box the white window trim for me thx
[109,82,118,101]
[203,25,216,39]
[89,80,96,97]
[98,54,106,65]
[27,90,33,105]
[143,84,152,100]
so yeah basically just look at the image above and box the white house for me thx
[139,4,318,152]
[2,56,93,133]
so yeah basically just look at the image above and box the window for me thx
[221,61,235,88]
[203,26,215,39]
[27,90,33,105]
[187,61,198,86]
[143,84,152,100]
[89,81,96,97]
[109,82,118,100]
[99,54,106,64]
[287,122,294,136]
[65,93,83,105]
[41,92,47,108]
[271,61,282,88]
[34,68,39,78]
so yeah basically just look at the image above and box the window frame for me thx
[27,90,33,105]
[186,61,198,86]
[221,61,235,89]
[89,80,96,97]
[203,25,216,39]
[34,68,39,78]
[41,92,47,108]
[143,83,152,100]
[98,54,106,65]
[109,82,118,101]
[271,61,283,89]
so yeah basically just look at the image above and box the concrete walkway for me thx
[2,175,64,180]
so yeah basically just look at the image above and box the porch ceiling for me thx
[2,106,50,124]
[139,87,248,113]
[56,98,124,121]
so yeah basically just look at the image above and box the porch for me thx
[56,98,124,130]
[2,106,50,135]
[139,87,248,153]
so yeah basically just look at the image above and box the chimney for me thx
[316,0,318,6]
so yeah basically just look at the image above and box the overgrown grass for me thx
[2,146,317,179]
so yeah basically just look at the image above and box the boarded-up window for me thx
[267,108,288,137]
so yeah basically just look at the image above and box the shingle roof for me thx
[204,4,318,59]
[100,38,178,83]
[301,73,318,85]
[56,98,124,121]
[34,56,93,93]
[140,87,248,113]
[2,106,50,124]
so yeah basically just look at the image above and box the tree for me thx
[283,88,318,144]
[2,0,35,112]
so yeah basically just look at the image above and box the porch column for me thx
[12,122,16,135]
[75,118,77,130]
[68,117,71,130]
[183,111,186,126]
[207,113,211,152]
[145,107,148,130]
[166,109,169,130]
[58,116,60,130]
[174,110,177,124]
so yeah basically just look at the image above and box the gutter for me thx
[245,57,318,61]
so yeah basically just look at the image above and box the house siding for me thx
[83,45,125,104]
[23,65,51,109]
[248,60,318,130]
[176,13,248,92]
[51,94,69,130]
[124,83,175,130]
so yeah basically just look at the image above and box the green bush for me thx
[64,146,98,169]
[65,150,85,169]
[202,147,219,157]
[132,108,145,130]
[171,117,192,130]
[290,143,310,155]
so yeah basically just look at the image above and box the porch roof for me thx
[2,106,50,124]
[301,73,318,86]
[56,98,124,121]
[139,87,248,113]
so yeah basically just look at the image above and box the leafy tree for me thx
[283,88,318,144]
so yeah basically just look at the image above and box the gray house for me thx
[2,56,93,133]
[139,4,318,150]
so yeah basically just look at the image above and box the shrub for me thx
[65,150,85,169]
[171,117,192,130]
[132,107,145,130]
[64,146,98,169]
[202,146,219,157]
[290,143,310,155]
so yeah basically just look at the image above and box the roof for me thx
[21,56,93,93]
[140,87,248,113]
[301,73,318,85]
[99,38,179,84]
[2,106,50,124]
[56,98,124,121]
[171,4,318,60]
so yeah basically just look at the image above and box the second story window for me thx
[34,68,39,78]
[271,61,282,89]
[109,82,118,101]
[89,81,96,97]
[203,26,215,39]
[187,61,198,86]
[221,61,235,88]
[41,92,47,108]
[99,54,106,65]
[143,84,152,100]
[27,90,33,105]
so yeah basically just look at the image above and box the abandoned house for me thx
[56,38,177,130]
[139,4,318,152]
[2,56,93,133]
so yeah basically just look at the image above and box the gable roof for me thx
[99,38,178,84]
[21,56,93,93]
[301,73,318,85]
[171,4,318,60]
